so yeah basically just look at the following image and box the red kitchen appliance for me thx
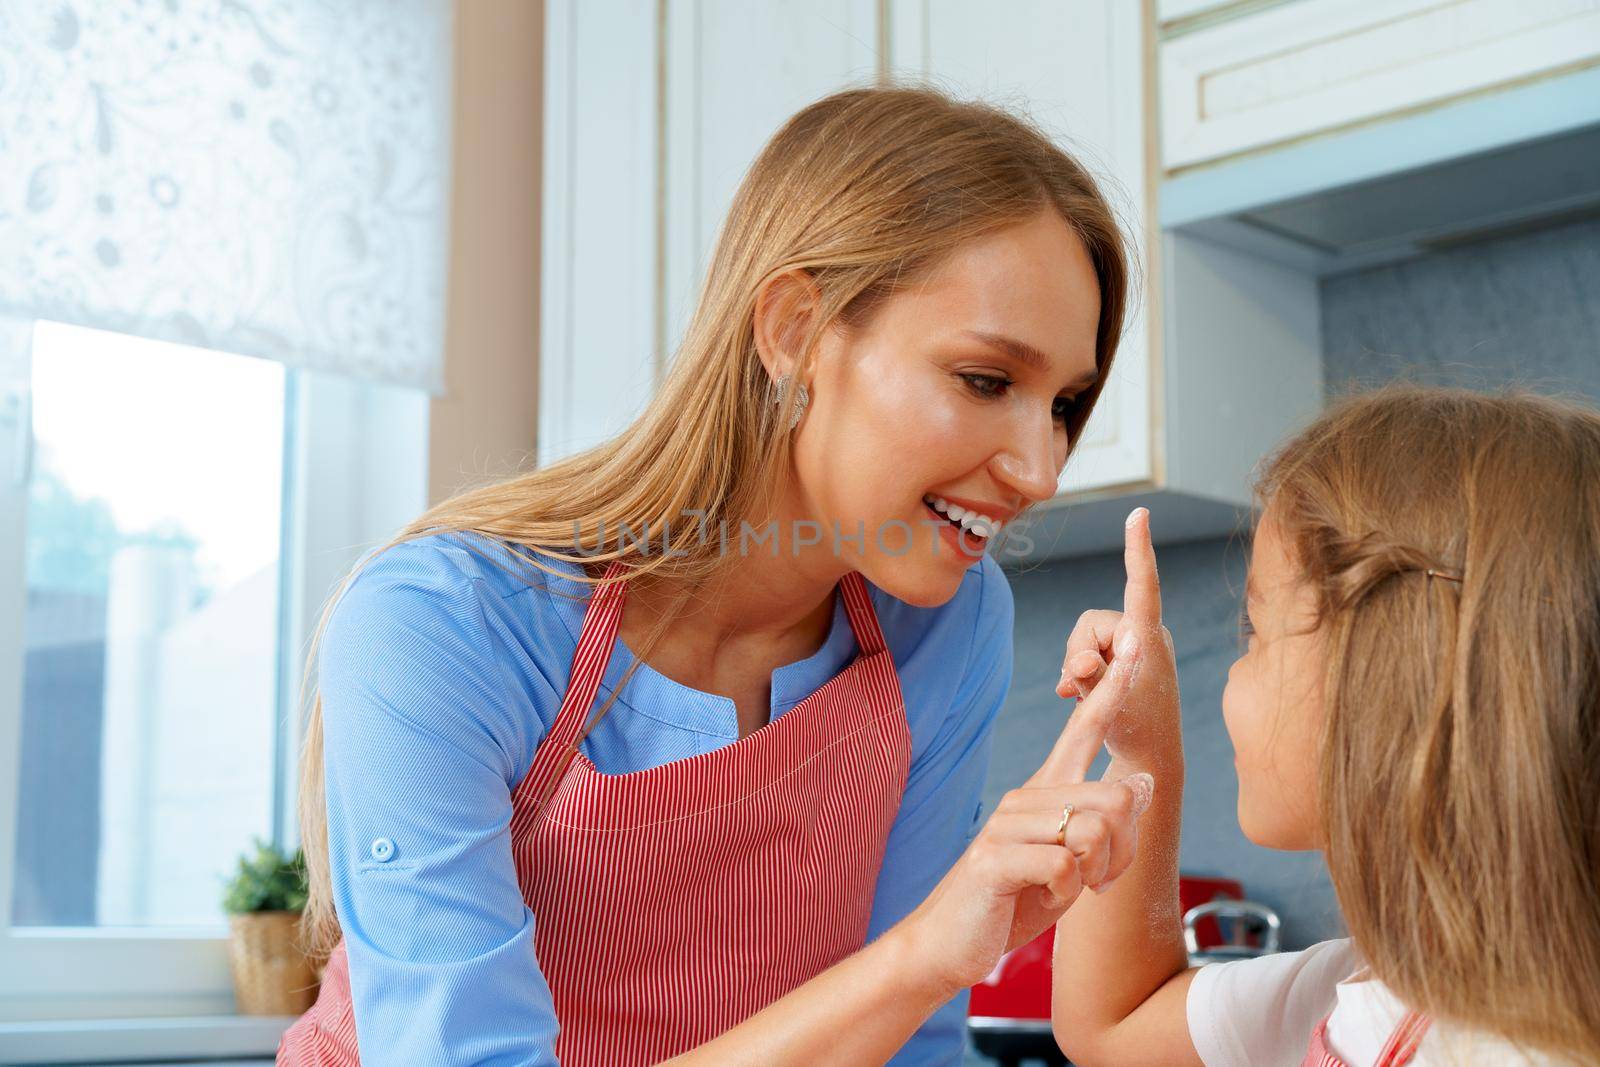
[966,875,1281,1066]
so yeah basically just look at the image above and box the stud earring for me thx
[769,373,809,431]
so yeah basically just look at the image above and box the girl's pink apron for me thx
[1303,1007,1431,1066]
[280,559,912,1065]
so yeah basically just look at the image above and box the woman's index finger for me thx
[1123,507,1162,625]
[1032,635,1141,785]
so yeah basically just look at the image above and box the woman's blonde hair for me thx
[1255,383,1600,1062]
[294,83,1131,960]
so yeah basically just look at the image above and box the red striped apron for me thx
[280,559,912,1065]
[1303,1008,1431,1066]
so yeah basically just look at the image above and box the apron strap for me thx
[1375,1010,1432,1066]
[515,558,629,814]
[1306,1008,1432,1067]
[838,571,888,657]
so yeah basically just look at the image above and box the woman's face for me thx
[784,207,1102,607]
[1221,503,1328,850]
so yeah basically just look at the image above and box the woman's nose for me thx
[990,413,1061,504]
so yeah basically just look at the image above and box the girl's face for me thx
[1221,503,1328,851]
[781,207,1102,608]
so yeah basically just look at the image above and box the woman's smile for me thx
[917,492,1017,562]
[924,501,987,558]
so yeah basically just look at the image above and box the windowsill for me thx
[0,1014,291,1065]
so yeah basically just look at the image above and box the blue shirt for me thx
[319,530,1015,1066]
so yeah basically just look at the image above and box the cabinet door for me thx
[1161,0,1600,172]
[544,0,1154,494]
[544,1,880,465]
[539,1,661,466]
[661,0,881,358]
[887,0,1155,496]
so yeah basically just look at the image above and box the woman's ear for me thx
[752,268,821,383]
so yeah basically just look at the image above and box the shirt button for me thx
[369,837,395,862]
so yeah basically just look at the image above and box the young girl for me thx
[1050,384,1600,1065]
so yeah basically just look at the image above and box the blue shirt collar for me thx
[543,556,858,739]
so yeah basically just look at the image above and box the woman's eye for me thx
[960,373,1010,398]
[1239,605,1256,639]
[961,374,1075,426]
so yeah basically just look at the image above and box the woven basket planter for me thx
[228,911,320,1015]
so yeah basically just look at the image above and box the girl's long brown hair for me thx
[1256,383,1600,1062]
[295,83,1132,961]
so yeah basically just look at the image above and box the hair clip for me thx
[1425,568,1463,583]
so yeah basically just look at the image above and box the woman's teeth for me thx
[922,495,1002,539]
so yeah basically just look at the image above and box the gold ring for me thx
[1055,803,1075,848]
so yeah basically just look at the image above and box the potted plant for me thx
[221,836,319,1015]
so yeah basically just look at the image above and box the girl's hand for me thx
[1054,507,1180,770]
[890,516,1161,991]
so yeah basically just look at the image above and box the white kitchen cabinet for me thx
[540,1,879,468]
[885,0,1155,497]
[540,1,1327,558]
[662,1,880,359]
[538,0,660,467]
[541,0,1154,495]
[1160,0,1600,174]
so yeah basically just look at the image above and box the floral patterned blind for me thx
[0,1,453,393]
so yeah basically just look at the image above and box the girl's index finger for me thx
[1123,507,1162,626]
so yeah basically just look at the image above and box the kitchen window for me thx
[0,317,429,1024]
[15,320,287,932]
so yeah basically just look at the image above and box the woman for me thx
[279,84,1155,1065]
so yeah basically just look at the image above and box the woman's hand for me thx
[1055,507,1181,770]
[894,776,1151,993]
[886,531,1160,992]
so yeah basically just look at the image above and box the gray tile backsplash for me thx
[1322,216,1600,396]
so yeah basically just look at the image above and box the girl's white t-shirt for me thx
[1185,937,1561,1066]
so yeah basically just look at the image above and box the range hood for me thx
[1163,66,1600,277]
[1233,121,1600,273]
